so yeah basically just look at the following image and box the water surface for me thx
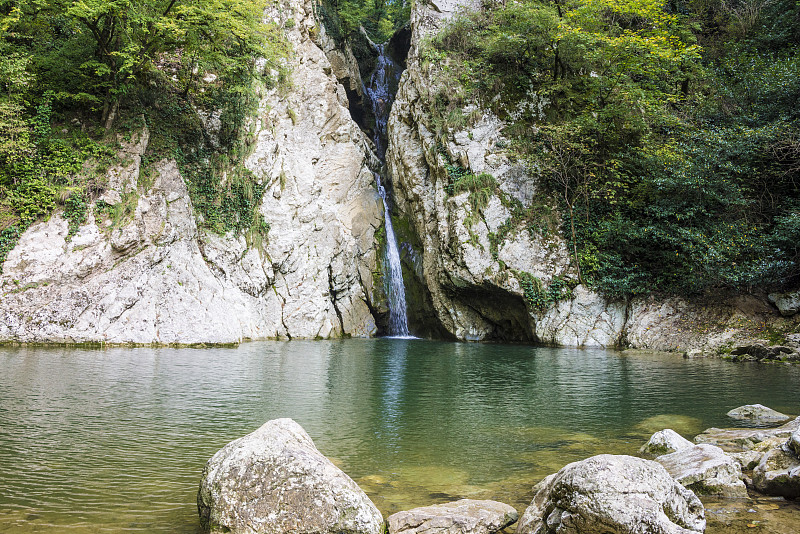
[1,340,798,532]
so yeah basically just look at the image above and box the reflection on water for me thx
[1,340,799,532]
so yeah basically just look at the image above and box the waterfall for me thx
[366,43,410,337]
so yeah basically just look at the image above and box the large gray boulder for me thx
[655,444,747,499]
[387,499,518,534]
[516,454,705,534]
[197,418,384,534]
[640,429,694,457]
[726,404,791,425]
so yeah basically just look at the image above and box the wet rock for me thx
[752,445,800,499]
[728,344,799,363]
[516,454,705,534]
[387,499,518,534]
[726,404,791,425]
[641,429,695,456]
[655,444,748,499]
[198,418,384,534]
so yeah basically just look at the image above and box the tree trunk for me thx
[565,193,583,285]
[103,98,118,131]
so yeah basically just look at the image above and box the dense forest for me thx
[1,0,799,302]
[429,0,800,298]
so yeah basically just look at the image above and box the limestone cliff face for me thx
[386,0,796,349]
[0,0,383,344]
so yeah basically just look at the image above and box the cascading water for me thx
[365,43,410,337]
[375,174,409,337]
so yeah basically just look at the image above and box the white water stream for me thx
[366,44,410,337]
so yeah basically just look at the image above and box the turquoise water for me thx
[0,340,798,532]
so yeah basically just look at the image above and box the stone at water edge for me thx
[789,429,800,457]
[751,431,800,500]
[641,429,695,456]
[387,499,518,534]
[197,418,384,534]
[655,444,748,499]
[726,404,791,425]
[694,416,800,452]
[516,454,705,534]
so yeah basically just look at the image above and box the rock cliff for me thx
[385,0,799,348]
[0,0,383,344]
[2,0,796,348]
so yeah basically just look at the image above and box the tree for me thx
[3,0,283,128]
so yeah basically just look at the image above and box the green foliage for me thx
[433,0,800,297]
[318,0,410,45]
[63,191,87,238]
[0,0,288,271]
[517,271,575,310]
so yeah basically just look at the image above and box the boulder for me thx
[387,499,518,534]
[516,454,705,534]
[768,290,800,317]
[752,445,800,499]
[641,429,694,456]
[655,444,747,499]
[789,429,800,457]
[694,416,800,452]
[197,418,384,534]
[726,404,791,425]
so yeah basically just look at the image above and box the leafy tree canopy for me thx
[432,0,800,297]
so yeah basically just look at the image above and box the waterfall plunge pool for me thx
[1,339,798,532]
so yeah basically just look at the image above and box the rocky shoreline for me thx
[198,407,800,534]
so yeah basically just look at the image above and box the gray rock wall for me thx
[0,0,383,344]
[385,0,799,348]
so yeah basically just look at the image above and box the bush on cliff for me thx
[432,0,800,297]
[0,0,288,271]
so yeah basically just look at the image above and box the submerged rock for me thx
[197,418,383,534]
[387,499,518,534]
[516,454,705,534]
[655,444,748,499]
[641,429,695,456]
[726,404,791,425]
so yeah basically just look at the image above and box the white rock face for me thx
[387,499,518,534]
[655,444,748,499]
[641,430,695,457]
[0,0,382,344]
[516,455,705,534]
[385,0,786,347]
[198,418,384,534]
[768,289,800,316]
[726,404,791,425]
